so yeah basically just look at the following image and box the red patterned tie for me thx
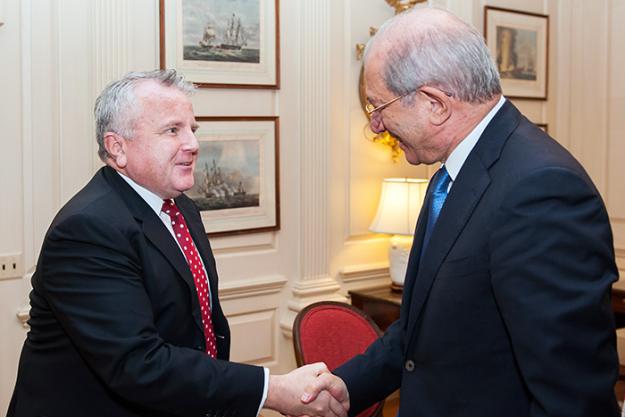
[162,199,217,358]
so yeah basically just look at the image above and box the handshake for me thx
[265,362,350,417]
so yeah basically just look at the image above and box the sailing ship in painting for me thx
[191,159,259,211]
[198,14,247,50]
[198,24,217,48]
[184,12,259,63]
[219,13,248,50]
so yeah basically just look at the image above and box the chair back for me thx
[293,301,384,417]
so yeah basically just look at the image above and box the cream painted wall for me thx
[1,0,624,414]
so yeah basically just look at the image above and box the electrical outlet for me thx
[0,253,24,280]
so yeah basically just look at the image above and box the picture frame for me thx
[484,6,549,100]
[191,116,280,236]
[160,0,280,89]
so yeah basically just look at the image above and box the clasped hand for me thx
[265,362,349,417]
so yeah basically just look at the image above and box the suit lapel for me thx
[141,214,205,333]
[404,100,522,342]
[102,167,205,333]
[400,184,432,318]
[406,161,491,328]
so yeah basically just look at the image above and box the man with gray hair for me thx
[305,7,619,417]
[8,69,348,417]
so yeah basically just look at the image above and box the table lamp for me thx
[369,178,428,291]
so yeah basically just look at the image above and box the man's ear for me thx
[419,86,452,126]
[103,132,127,168]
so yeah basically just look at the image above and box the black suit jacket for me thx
[8,166,264,417]
[335,101,620,417]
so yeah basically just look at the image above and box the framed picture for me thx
[191,117,280,236]
[160,0,280,89]
[484,6,549,100]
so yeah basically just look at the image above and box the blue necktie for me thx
[421,166,451,251]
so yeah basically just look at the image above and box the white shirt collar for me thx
[117,172,165,215]
[443,95,506,181]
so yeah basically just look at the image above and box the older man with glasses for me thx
[305,7,619,417]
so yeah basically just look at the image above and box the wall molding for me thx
[227,309,277,366]
[21,0,35,276]
[212,232,277,253]
[289,276,341,299]
[219,275,287,301]
[218,278,286,367]
[90,0,134,171]
[277,0,346,340]
[339,262,389,284]
[279,276,346,338]
[299,0,331,283]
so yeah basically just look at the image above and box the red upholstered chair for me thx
[292,301,385,417]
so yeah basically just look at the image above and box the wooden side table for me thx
[612,281,625,329]
[349,287,401,332]
[611,281,625,382]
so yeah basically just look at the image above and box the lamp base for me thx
[388,235,413,292]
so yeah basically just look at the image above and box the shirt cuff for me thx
[256,367,269,417]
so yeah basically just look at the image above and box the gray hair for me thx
[365,8,501,103]
[94,69,196,161]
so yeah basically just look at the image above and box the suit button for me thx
[405,360,415,372]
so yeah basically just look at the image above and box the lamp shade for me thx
[369,178,428,235]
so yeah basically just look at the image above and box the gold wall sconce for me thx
[355,0,427,162]
[386,0,426,14]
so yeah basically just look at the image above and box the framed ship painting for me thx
[191,117,280,236]
[160,0,280,89]
[484,6,548,100]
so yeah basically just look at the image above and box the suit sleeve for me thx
[489,167,619,417]
[39,213,264,417]
[333,315,404,416]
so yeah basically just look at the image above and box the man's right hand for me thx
[265,362,349,417]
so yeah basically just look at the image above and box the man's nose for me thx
[183,128,199,151]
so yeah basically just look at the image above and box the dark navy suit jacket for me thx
[8,166,264,417]
[335,101,620,417]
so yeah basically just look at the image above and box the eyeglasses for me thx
[365,92,411,116]
[365,88,454,116]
